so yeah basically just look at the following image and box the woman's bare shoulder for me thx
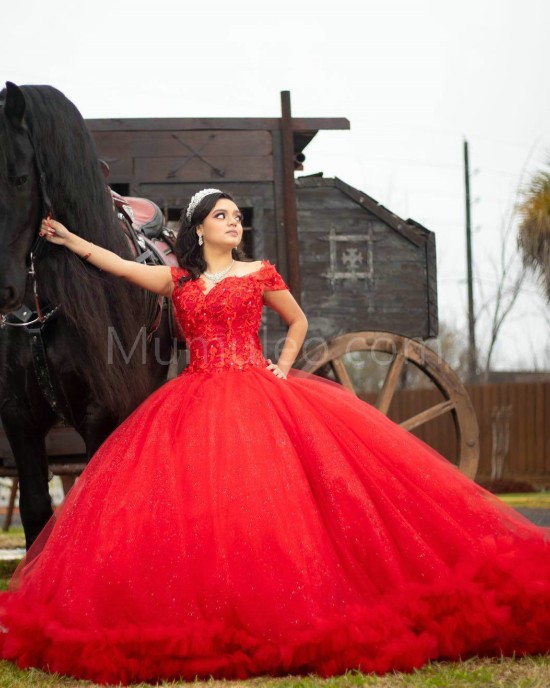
[234,260,265,276]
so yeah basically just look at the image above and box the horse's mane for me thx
[19,86,156,419]
[0,107,19,183]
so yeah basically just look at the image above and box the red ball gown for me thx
[0,260,548,685]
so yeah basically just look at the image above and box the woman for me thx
[0,188,548,685]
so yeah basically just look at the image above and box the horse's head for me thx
[0,82,42,313]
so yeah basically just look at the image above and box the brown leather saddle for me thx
[111,191,181,341]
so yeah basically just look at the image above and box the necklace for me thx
[202,259,235,283]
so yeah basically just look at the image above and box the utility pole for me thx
[464,139,477,383]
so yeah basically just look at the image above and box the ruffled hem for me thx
[1,542,549,686]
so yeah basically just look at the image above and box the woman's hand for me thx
[38,217,173,296]
[266,359,287,379]
[39,218,71,246]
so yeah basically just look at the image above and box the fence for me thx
[361,381,550,488]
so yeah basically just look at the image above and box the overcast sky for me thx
[2,0,549,370]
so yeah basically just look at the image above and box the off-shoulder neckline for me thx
[173,259,272,297]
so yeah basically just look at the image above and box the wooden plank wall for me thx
[361,381,550,486]
[92,130,274,184]
[297,186,433,341]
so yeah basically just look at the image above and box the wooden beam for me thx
[92,130,273,158]
[134,155,274,183]
[400,400,455,431]
[376,348,405,415]
[331,358,356,393]
[271,128,288,278]
[280,91,301,304]
[0,463,88,477]
[86,117,350,133]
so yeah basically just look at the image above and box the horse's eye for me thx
[13,175,28,187]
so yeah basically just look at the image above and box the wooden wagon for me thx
[0,92,479,527]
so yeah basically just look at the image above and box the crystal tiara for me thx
[185,188,222,222]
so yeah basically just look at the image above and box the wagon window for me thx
[110,183,130,197]
[167,207,183,232]
[240,207,255,260]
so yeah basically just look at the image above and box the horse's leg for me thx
[77,403,119,458]
[51,410,115,498]
[1,400,56,549]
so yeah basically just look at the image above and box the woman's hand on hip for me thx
[266,359,287,379]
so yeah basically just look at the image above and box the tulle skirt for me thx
[0,366,548,685]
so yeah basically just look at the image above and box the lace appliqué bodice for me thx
[171,260,289,374]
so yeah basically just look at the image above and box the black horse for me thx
[0,82,173,549]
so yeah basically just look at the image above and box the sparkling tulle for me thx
[0,263,548,685]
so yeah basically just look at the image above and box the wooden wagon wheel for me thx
[298,331,480,478]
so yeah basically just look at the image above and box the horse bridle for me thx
[0,254,60,329]
[0,117,59,330]
[0,114,68,423]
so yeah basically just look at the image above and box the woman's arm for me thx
[41,219,173,297]
[263,289,308,376]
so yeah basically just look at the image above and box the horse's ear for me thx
[4,82,26,126]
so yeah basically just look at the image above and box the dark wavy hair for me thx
[174,191,248,282]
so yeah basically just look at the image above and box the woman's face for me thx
[197,199,243,249]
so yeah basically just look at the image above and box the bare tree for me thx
[426,321,470,382]
[474,226,527,376]
[472,145,544,378]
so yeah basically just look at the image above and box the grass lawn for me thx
[0,656,549,687]
[0,527,25,550]
[497,493,550,509]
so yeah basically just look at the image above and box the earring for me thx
[198,235,203,246]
